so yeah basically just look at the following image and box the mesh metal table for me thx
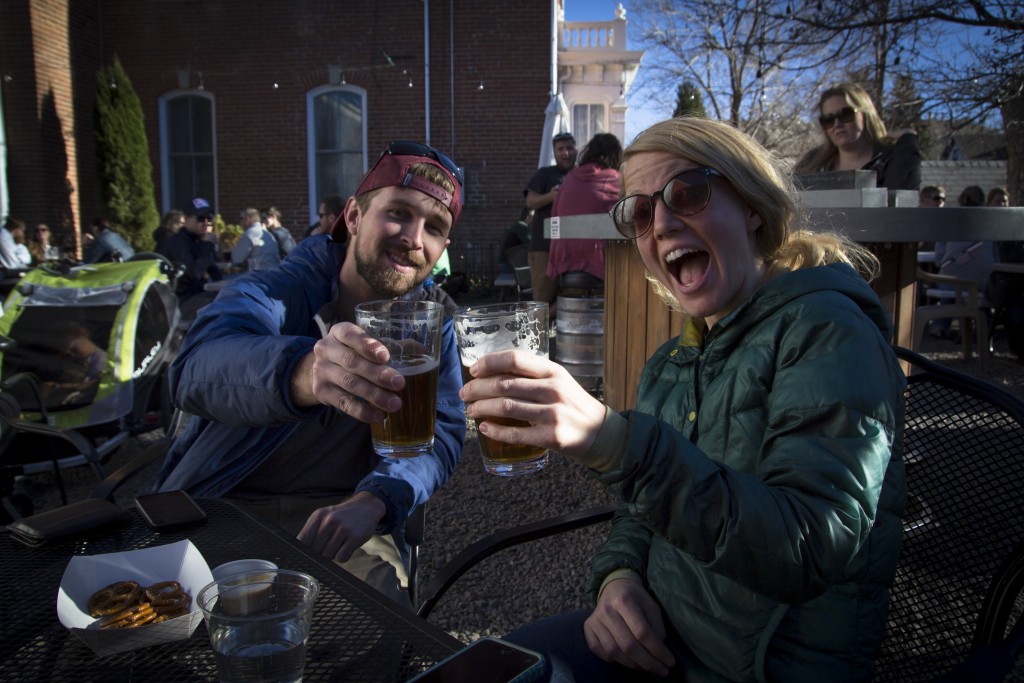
[0,498,461,682]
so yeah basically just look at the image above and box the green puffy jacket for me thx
[582,263,906,682]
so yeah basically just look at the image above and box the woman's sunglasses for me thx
[609,167,724,239]
[819,106,858,129]
[380,141,464,186]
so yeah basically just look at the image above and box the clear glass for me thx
[454,302,550,476]
[198,570,319,683]
[354,300,444,457]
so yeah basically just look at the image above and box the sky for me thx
[563,1,665,141]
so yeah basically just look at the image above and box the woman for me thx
[462,117,906,682]
[28,223,59,263]
[546,133,622,284]
[795,82,920,190]
[987,186,1010,207]
[153,210,185,254]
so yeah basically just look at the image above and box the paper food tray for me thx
[57,539,213,657]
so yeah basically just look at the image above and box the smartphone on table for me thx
[134,490,207,532]
[407,637,544,683]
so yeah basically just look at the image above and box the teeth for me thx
[665,248,697,264]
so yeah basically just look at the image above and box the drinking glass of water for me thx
[198,569,319,683]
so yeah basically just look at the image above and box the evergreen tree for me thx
[673,81,707,118]
[94,55,158,250]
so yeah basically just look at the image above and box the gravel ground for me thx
[13,325,1024,646]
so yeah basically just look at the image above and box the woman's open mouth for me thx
[665,247,710,288]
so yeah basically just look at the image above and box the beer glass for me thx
[454,302,549,476]
[355,300,443,457]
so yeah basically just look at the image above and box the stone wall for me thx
[921,160,1008,203]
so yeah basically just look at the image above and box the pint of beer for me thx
[355,300,443,457]
[454,302,549,476]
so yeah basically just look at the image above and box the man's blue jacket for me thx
[157,234,466,535]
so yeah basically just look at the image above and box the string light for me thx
[197,71,205,91]
[478,80,485,90]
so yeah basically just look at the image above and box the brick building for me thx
[0,0,566,265]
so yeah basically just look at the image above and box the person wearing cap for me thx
[525,131,577,308]
[156,142,466,607]
[162,197,223,319]
[231,207,281,272]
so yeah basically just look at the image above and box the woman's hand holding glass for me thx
[459,350,607,459]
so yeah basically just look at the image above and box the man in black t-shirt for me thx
[524,132,576,305]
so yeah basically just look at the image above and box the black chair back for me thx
[875,347,1024,681]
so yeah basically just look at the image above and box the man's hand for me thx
[297,492,386,563]
[290,321,405,423]
[583,579,676,677]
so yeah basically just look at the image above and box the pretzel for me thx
[98,602,155,629]
[146,581,190,612]
[88,581,143,617]
[87,579,192,629]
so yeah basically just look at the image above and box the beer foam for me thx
[392,355,439,374]
[455,310,547,362]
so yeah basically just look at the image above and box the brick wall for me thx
[921,160,1008,204]
[96,0,551,252]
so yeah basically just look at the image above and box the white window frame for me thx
[571,103,607,146]
[306,85,368,221]
[158,90,217,214]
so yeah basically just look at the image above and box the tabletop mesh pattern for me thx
[874,369,1024,682]
[0,499,458,682]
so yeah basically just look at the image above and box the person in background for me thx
[916,186,946,253]
[525,132,577,307]
[82,217,135,264]
[232,207,281,272]
[931,186,994,342]
[263,206,296,256]
[157,141,467,607]
[0,217,25,270]
[163,198,223,320]
[546,133,622,287]
[502,206,533,260]
[29,223,61,263]
[8,222,33,268]
[305,195,345,239]
[463,117,906,682]
[795,82,921,191]
[153,210,185,254]
[919,185,946,208]
[987,186,1010,207]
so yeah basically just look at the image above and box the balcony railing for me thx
[560,20,625,50]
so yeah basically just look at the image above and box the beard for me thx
[353,234,430,298]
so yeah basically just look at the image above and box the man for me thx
[157,142,466,606]
[305,195,345,238]
[231,207,281,271]
[524,132,576,306]
[919,185,946,208]
[263,206,296,256]
[82,217,135,263]
[162,198,223,320]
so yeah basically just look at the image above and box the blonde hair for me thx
[794,83,889,175]
[624,117,878,310]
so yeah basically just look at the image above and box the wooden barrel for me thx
[555,296,604,392]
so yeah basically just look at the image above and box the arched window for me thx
[307,86,367,219]
[159,91,216,214]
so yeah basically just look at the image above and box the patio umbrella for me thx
[538,93,570,168]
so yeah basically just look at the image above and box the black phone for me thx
[407,637,544,683]
[134,490,207,532]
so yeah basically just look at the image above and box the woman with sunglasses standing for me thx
[462,117,906,682]
[795,82,921,191]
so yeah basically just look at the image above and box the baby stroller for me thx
[0,258,180,518]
